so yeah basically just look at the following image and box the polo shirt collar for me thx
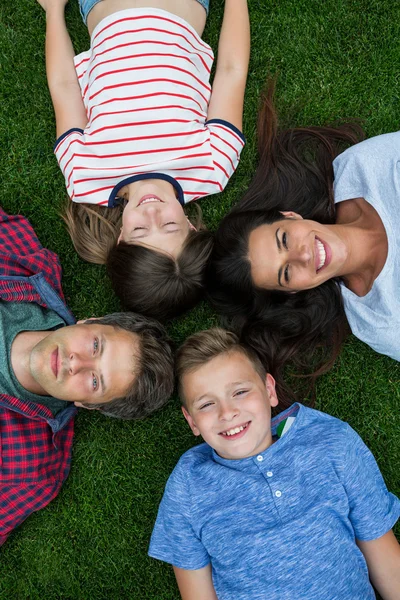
[212,403,302,472]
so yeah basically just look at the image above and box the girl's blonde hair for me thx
[62,202,123,265]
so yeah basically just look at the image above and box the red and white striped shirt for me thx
[54,8,245,208]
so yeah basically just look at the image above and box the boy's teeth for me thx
[316,239,326,270]
[222,425,245,436]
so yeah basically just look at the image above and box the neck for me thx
[11,330,50,395]
[334,198,388,293]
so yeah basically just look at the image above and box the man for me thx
[0,206,174,544]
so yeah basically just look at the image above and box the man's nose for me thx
[68,353,93,375]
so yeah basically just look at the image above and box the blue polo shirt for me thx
[149,404,400,600]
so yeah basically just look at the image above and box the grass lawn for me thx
[0,0,399,598]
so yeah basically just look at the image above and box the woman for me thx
[207,83,398,376]
[37,0,249,320]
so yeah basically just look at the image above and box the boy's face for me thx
[181,351,278,460]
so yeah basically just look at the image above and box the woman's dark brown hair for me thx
[207,80,365,389]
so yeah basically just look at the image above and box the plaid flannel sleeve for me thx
[0,481,63,545]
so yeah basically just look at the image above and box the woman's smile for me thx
[248,216,347,292]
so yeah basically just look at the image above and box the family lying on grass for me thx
[0,0,398,598]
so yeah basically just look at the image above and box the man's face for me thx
[181,351,278,460]
[29,323,139,406]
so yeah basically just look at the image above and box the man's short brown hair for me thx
[175,328,267,406]
[81,312,174,419]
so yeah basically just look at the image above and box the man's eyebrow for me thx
[100,336,106,395]
[275,228,284,287]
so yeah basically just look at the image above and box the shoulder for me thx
[167,444,213,486]
[334,132,400,171]
[296,406,350,452]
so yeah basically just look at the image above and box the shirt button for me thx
[256,455,263,462]
[275,490,282,498]
[266,471,273,477]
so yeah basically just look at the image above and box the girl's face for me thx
[248,212,348,292]
[118,180,191,258]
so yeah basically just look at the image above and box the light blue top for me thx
[333,132,400,360]
[149,404,400,600]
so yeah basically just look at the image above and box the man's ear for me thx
[76,317,100,324]
[280,210,303,220]
[181,406,201,436]
[265,373,279,408]
[74,402,99,410]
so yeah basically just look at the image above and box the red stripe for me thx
[93,26,212,64]
[165,164,214,172]
[75,55,90,69]
[54,130,82,154]
[88,91,204,120]
[208,130,240,158]
[176,176,223,191]
[89,78,209,105]
[213,160,229,180]
[89,39,211,73]
[89,63,211,93]
[211,144,235,171]
[90,104,205,126]
[72,151,212,173]
[72,140,208,159]
[74,184,115,198]
[209,123,245,147]
[79,128,205,146]
[93,15,212,54]
[182,191,210,196]
[88,118,194,136]
[86,51,202,81]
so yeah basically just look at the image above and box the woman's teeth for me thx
[316,239,326,271]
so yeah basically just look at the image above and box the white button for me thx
[275,490,282,498]
[266,471,273,477]
[256,455,263,462]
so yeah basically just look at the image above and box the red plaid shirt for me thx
[0,208,76,545]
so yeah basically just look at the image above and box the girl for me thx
[37,0,249,320]
[207,83,399,375]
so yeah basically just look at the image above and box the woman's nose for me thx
[292,244,311,266]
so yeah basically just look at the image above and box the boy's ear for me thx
[265,373,279,408]
[181,406,201,436]
[74,402,99,410]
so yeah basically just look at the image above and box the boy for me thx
[149,328,400,599]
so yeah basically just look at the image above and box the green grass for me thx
[0,0,399,597]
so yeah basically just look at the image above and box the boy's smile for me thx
[181,351,278,460]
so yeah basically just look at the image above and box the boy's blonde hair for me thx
[175,328,267,406]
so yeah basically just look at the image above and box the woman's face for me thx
[248,212,348,292]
